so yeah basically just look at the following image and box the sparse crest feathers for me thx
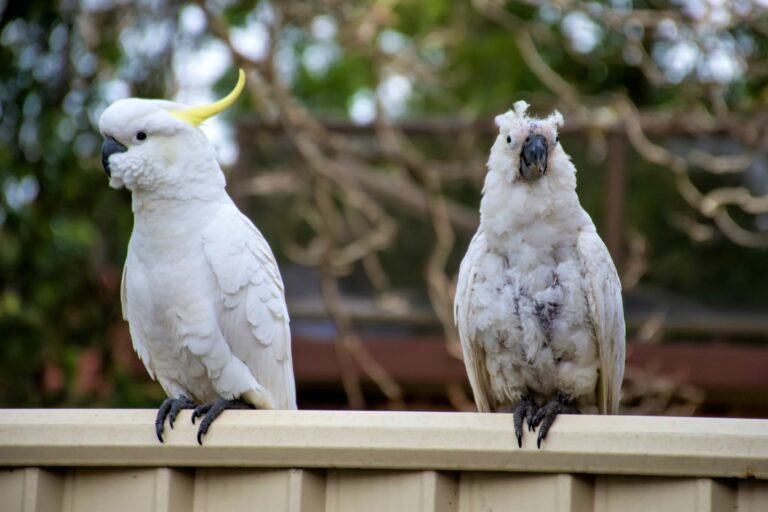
[494,101,564,132]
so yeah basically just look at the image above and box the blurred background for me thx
[1,0,767,417]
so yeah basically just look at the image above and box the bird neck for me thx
[479,165,585,252]
[130,173,228,211]
[130,188,231,242]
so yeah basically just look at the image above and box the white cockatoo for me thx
[99,70,296,444]
[454,101,625,448]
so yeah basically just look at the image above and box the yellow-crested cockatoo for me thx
[454,101,625,447]
[99,70,296,444]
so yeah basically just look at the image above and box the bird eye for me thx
[135,131,147,142]
[555,136,560,144]
[506,135,512,143]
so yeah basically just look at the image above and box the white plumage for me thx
[454,102,625,446]
[99,74,295,443]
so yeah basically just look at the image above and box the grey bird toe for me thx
[191,398,253,445]
[155,395,196,443]
[531,392,579,449]
[512,396,539,448]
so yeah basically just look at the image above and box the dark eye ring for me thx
[506,135,511,143]
[136,131,147,141]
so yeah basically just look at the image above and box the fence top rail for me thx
[0,409,766,479]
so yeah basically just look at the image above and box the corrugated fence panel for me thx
[458,473,593,512]
[325,470,457,512]
[62,468,154,512]
[0,410,766,511]
[593,477,737,512]
[738,480,768,512]
[1,469,767,511]
[192,469,325,512]
[0,468,64,512]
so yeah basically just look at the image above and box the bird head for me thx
[97,70,245,193]
[491,101,564,182]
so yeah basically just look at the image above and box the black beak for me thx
[520,134,548,181]
[101,137,127,178]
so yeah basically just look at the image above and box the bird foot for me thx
[191,398,253,445]
[512,396,539,448]
[529,391,579,449]
[155,395,196,443]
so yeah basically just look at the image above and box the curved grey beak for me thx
[101,137,127,178]
[520,134,548,181]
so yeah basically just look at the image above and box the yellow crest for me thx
[170,69,246,126]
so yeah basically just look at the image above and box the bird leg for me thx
[191,398,253,445]
[530,391,579,448]
[511,395,539,448]
[155,395,196,443]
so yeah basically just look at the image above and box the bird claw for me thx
[531,392,578,449]
[155,395,196,443]
[192,398,252,445]
[191,403,210,426]
[512,396,539,448]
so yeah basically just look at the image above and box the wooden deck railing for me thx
[0,410,766,511]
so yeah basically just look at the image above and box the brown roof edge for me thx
[293,336,768,393]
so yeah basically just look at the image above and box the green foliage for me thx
[1,0,767,409]
[0,1,172,407]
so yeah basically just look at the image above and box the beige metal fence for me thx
[1,410,766,511]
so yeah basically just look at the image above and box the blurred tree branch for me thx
[4,0,765,413]
[192,0,768,408]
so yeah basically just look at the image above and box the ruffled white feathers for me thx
[455,105,625,414]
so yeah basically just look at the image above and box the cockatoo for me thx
[99,70,296,444]
[454,102,625,448]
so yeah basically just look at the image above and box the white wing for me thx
[203,203,297,409]
[121,253,155,379]
[454,230,496,412]
[576,226,626,414]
